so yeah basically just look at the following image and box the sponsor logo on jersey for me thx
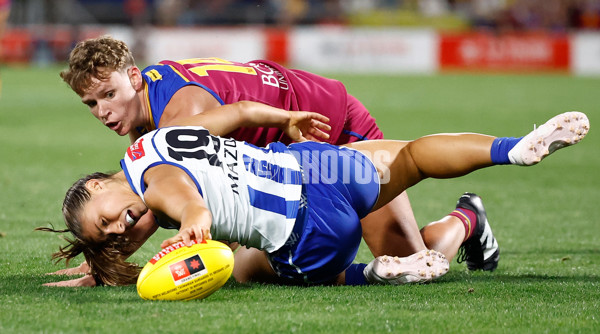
[127,138,146,161]
[169,254,208,286]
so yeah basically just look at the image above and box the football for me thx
[137,240,234,301]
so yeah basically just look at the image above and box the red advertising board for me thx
[440,32,570,72]
[265,28,289,66]
[1,29,33,63]
[1,26,107,64]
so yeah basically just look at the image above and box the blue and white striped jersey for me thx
[120,126,303,252]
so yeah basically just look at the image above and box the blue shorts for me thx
[267,142,380,284]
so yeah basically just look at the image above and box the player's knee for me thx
[232,248,277,283]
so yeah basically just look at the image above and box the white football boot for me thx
[508,111,589,166]
[363,249,449,285]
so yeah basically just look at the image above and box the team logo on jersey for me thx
[127,138,146,161]
[169,254,208,286]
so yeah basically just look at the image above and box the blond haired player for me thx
[53,36,505,282]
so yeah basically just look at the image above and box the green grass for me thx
[1,66,599,333]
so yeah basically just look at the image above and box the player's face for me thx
[80,179,148,243]
[80,68,142,136]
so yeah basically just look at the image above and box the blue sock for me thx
[490,137,523,165]
[345,263,368,286]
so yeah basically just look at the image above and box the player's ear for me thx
[85,179,105,193]
[128,66,143,90]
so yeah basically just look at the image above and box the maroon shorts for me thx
[334,94,384,145]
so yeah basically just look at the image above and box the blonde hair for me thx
[37,172,141,286]
[60,35,135,95]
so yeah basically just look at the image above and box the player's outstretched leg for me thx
[351,111,590,213]
[363,249,449,285]
[507,111,589,165]
[453,193,499,271]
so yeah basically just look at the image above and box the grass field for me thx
[0,66,599,333]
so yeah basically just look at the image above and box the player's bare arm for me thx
[157,85,222,128]
[43,273,97,287]
[174,100,331,141]
[158,203,212,248]
[46,261,90,276]
[142,164,213,247]
[158,86,330,141]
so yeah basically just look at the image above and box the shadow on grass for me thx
[1,271,595,303]
[499,248,600,256]
[439,270,600,284]
[0,275,257,302]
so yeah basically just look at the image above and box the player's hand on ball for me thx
[159,201,213,248]
[286,111,330,142]
[161,221,212,248]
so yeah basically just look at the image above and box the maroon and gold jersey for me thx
[141,58,348,146]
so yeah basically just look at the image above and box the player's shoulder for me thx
[141,63,178,82]
[154,125,211,137]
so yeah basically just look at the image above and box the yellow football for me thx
[137,240,234,301]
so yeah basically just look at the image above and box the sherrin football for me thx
[137,240,234,301]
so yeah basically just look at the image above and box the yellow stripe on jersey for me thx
[168,65,190,82]
[170,58,258,77]
[176,57,232,65]
[143,83,155,131]
[189,64,257,77]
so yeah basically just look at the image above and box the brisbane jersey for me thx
[121,126,303,253]
[140,58,348,146]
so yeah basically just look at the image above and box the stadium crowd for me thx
[4,0,600,31]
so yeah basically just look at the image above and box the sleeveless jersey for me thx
[140,58,347,146]
[120,126,303,252]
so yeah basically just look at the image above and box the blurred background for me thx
[2,0,600,74]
